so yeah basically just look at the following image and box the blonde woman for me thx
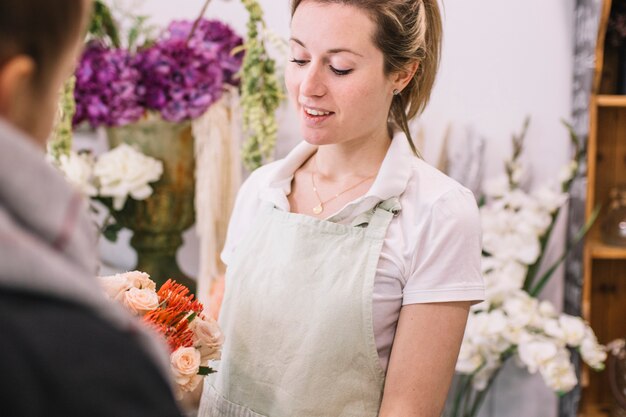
[200,1,485,416]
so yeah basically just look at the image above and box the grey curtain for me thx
[560,0,603,415]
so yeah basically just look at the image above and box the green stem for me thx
[529,204,601,296]
[451,374,472,417]
[468,367,502,417]
[523,210,559,291]
[524,120,583,292]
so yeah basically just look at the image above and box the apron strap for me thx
[351,197,401,238]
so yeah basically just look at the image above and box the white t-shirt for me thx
[221,135,485,372]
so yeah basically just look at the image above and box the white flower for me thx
[579,331,607,370]
[58,151,97,197]
[558,315,587,347]
[483,175,510,197]
[558,161,578,184]
[517,338,559,374]
[472,357,501,391]
[502,291,539,330]
[94,144,163,210]
[539,353,578,393]
[543,319,566,343]
[99,273,131,301]
[456,341,484,374]
[538,300,557,318]
[532,186,568,214]
[123,287,160,314]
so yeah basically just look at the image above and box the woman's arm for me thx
[378,301,471,417]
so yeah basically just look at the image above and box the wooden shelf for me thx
[579,403,611,417]
[589,237,626,259]
[596,95,626,107]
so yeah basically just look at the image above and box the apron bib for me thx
[199,198,400,417]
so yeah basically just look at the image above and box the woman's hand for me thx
[378,301,471,417]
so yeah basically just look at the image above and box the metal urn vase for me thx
[106,117,196,293]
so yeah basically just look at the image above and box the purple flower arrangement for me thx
[73,19,243,127]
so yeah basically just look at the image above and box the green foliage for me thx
[48,76,76,161]
[88,0,121,47]
[239,0,283,171]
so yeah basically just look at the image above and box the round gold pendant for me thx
[313,204,323,215]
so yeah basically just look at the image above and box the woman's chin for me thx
[300,130,337,147]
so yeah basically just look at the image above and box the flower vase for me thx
[106,117,196,293]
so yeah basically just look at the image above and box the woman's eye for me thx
[330,66,353,76]
[290,58,308,66]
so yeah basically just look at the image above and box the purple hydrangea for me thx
[73,20,243,126]
[167,19,244,86]
[133,36,225,122]
[73,42,144,127]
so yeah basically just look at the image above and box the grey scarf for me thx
[0,118,172,384]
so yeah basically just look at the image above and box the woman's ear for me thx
[392,61,419,93]
[0,55,36,116]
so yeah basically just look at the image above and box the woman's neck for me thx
[312,132,392,181]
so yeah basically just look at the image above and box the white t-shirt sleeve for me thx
[220,171,263,266]
[403,187,485,305]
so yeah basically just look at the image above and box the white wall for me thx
[100,1,576,415]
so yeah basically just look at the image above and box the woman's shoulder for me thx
[402,157,479,219]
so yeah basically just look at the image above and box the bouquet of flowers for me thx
[448,120,606,417]
[99,270,223,398]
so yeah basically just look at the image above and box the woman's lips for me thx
[301,106,334,126]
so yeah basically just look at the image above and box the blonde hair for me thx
[290,0,442,157]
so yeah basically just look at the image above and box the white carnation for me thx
[58,151,97,197]
[94,144,163,210]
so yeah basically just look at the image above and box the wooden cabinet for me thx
[581,0,626,415]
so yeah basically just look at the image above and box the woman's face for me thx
[285,1,396,147]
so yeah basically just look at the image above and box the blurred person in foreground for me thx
[0,1,183,416]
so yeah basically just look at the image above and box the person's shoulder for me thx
[0,288,183,417]
[237,158,284,199]
[403,157,479,218]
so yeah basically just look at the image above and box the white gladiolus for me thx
[543,319,566,343]
[518,338,559,374]
[558,161,578,184]
[580,332,607,370]
[483,175,509,198]
[472,358,501,391]
[558,315,587,347]
[94,144,163,210]
[456,341,484,374]
[455,153,605,399]
[539,353,578,393]
[532,186,568,214]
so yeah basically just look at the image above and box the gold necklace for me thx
[310,155,374,215]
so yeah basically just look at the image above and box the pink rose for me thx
[123,287,159,314]
[122,270,156,290]
[170,347,202,387]
[98,274,131,301]
[190,317,224,361]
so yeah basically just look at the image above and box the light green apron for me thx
[199,197,401,417]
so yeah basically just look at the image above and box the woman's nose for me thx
[299,64,326,98]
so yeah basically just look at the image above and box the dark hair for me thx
[0,0,89,85]
[291,0,442,157]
